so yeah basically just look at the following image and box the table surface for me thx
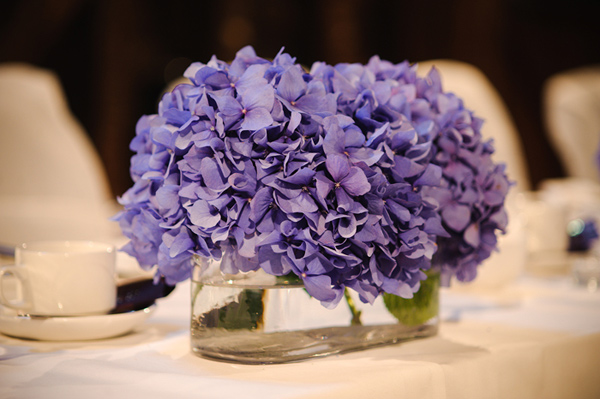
[1,273,600,399]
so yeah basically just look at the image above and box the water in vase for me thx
[190,267,438,364]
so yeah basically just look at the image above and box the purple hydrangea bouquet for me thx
[115,46,510,363]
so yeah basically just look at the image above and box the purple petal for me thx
[277,191,318,213]
[212,94,242,117]
[366,123,390,147]
[303,274,341,307]
[291,191,319,213]
[348,147,382,166]
[237,237,258,259]
[162,109,192,127]
[235,64,269,92]
[164,228,194,258]
[337,214,357,238]
[424,216,450,237]
[210,225,230,242]
[393,156,426,179]
[386,200,411,222]
[331,70,359,101]
[489,208,508,230]
[280,219,298,236]
[228,173,255,194]
[150,127,173,148]
[460,187,480,205]
[294,93,335,115]
[484,177,509,206]
[276,67,306,102]
[241,108,274,131]
[442,202,471,232]
[256,210,275,233]
[258,246,291,276]
[281,168,316,186]
[187,200,220,228]
[205,71,232,90]
[305,255,333,275]
[315,173,334,201]
[326,154,350,182]
[382,278,415,298]
[390,128,418,150]
[155,185,179,210]
[257,230,283,246]
[414,164,442,187]
[323,123,346,155]
[464,223,480,247]
[340,167,370,196]
[240,83,274,111]
[405,141,432,162]
[200,158,229,191]
[444,162,472,185]
[344,129,365,148]
[288,110,302,132]
[333,188,353,213]
[365,193,384,215]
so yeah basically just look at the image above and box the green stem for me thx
[344,288,362,326]
[191,281,202,307]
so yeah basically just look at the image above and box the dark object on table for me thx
[112,277,175,313]
[568,219,599,252]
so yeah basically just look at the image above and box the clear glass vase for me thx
[190,247,439,364]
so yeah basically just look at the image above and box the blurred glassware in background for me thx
[538,178,600,222]
[568,218,600,291]
[567,218,599,253]
[542,66,600,290]
[520,190,570,276]
[520,178,600,290]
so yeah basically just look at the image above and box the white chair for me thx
[543,65,600,182]
[0,63,120,246]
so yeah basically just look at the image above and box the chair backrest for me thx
[0,63,118,246]
[418,60,531,192]
[0,63,112,201]
[543,66,600,182]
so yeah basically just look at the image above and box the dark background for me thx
[1,0,599,197]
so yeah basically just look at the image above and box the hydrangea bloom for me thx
[116,47,448,308]
[310,56,510,285]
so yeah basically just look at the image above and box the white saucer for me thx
[0,304,156,341]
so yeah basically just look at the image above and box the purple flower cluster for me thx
[412,65,510,284]
[116,46,509,307]
[310,56,510,285]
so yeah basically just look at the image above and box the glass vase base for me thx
[191,256,440,364]
[191,321,438,364]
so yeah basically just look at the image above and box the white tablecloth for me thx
[1,275,600,399]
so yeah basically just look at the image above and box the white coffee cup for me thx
[0,240,116,316]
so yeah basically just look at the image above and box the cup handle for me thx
[0,265,32,311]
